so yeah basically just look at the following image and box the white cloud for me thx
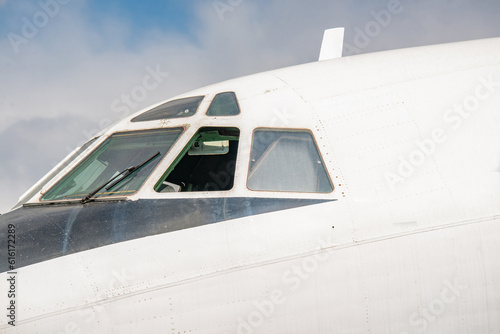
[0,0,499,213]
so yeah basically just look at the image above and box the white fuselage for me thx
[1,37,499,333]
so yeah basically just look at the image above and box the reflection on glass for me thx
[206,92,240,116]
[131,96,204,122]
[248,130,333,193]
[14,137,99,208]
[41,128,183,201]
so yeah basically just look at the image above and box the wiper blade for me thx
[81,151,160,204]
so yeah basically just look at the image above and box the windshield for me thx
[40,128,184,202]
[13,137,99,209]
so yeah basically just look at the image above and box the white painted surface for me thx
[1,37,499,333]
[318,27,345,61]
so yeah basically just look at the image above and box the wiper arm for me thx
[81,151,160,204]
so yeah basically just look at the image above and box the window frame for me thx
[154,126,241,193]
[131,96,205,123]
[205,91,241,117]
[38,127,186,203]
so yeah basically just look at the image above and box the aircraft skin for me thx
[1,37,499,333]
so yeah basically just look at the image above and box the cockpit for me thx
[5,89,336,271]
[16,90,334,207]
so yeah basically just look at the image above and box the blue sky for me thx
[0,0,499,212]
[83,0,200,42]
[1,1,196,31]
[0,0,201,52]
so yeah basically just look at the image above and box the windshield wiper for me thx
[81,151,160,204]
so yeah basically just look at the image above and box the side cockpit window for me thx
[155,127,239,192]
[247,129,333,193]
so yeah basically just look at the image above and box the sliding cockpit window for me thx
[40,128,184,202]
[155,127,240,193]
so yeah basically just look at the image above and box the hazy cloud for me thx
[0,0,499,212]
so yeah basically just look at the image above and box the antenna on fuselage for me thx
[318,27,345,61]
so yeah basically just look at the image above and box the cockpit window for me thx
[247,129,333,193]
[41,128,183,201]
[131,96,204,122]
[206,92,240,116]
[14,137,99,209]
[155,127,239,192]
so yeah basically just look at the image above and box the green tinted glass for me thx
[131,96,204,122]
[41,128,183,201]
[207,92,240,116]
